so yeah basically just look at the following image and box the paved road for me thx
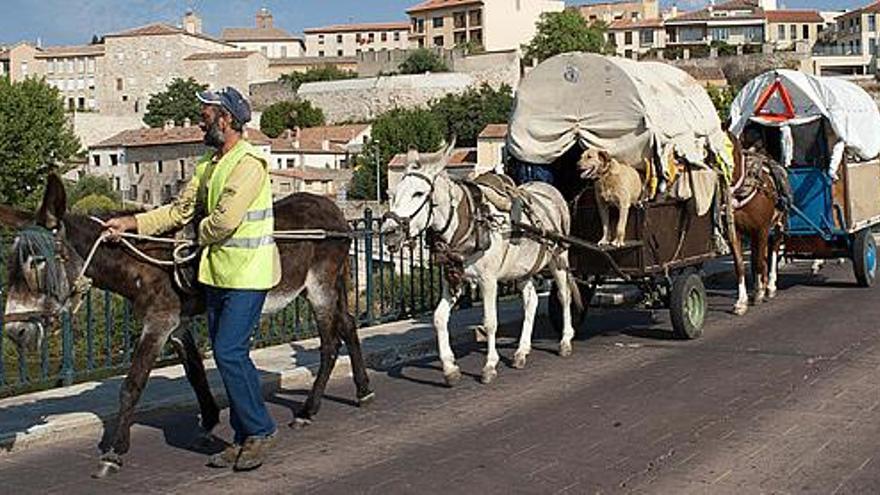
[2,261,879,494]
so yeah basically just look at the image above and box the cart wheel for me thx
[669,273,706,340]
[852,229,877,288]
[548,281,591,335]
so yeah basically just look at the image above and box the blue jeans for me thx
[511,163,556,187]
[205,286,276,444]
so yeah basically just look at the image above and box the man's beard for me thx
[204,120,225,148]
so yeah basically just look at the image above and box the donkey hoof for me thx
[444,368,462,387]
[733,304,748,316]
[357,391,376,408]
[289,416,313,429]
[559,342,573,358]
[92,454,122,479]
[512,353,528,370]
[481,368,498,385]
[767,288,777,300]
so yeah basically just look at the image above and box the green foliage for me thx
[429,83,514,147]
[707,85,737,123]
[66,174,120,205]
[349,108,446,200]
[710,40,737,57]
[523,10,608,63]
[143,77,208,128]
[71,194,120,214]
[259,100,326,138]
[280,66,358,92]
[455,40,485,55]
[398,49,449,74]
[0,77,81,208]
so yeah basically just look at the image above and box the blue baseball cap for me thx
[197,86,252,125]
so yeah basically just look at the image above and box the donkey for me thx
[727,134,787,315]
[381,142,581,386]
[0,174,373,477]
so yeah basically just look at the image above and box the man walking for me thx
[104,87,280,471]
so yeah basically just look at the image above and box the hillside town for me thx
[2,0,878,213]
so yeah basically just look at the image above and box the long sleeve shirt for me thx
[135,154,267,246]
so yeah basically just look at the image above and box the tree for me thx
[71,194,120,214]
[349,108,446,200]
[66,174,120,205]
[280,66,358,92]
[0,77,80,207]
[398,49,449,74]
[259,100,326,138]
[143,77,207,128]
[706,85,737,123]
[523,10,608,63]
[429,84,514,147]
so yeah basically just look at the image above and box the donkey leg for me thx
[94,315,177,478]
[169,323,220,433]
[339,310,374,406]
[434,283,462,386]
[293,285,342,428]
[753,229,769,303]
[768,234,784,299]
[513,278,538,369]
[731,228,748,315]
[479,278,500,385]
[551,266,575,357]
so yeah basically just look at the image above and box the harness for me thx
[731,150,779,211]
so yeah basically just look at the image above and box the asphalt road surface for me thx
[1,261,879,494]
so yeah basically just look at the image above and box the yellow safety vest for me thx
[194,140,279,290]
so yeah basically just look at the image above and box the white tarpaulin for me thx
[729,69,880,161]
[507,52,730,170]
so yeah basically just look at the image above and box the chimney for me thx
[164,119,175,130]
[256,8,273,29]
[283,128,293,140]
[183,117,191,127]
[183,11,203,34]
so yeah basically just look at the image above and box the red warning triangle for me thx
[753,78,796,122]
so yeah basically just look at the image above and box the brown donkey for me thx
[0,174,373,477]
[727,134,787,315]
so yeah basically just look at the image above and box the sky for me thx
[0,0,863,47]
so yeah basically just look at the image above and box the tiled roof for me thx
[667,0,765,23]
[35,44,105,58]
[93,126,269,149]
[270,124,371,154]
[609,18,664,29]
[221,27,302,42]
[184,51,258,61]
[765,10,824,23]
[104,23,232,47]
[573,0,647,8]
[840,1,880,19]
[270,167,353,182]
[388,148,477,168]
[304,22,411,34]
[407,0,483,14]
[478,124,508,140]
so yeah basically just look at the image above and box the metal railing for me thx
[0,207,515,398]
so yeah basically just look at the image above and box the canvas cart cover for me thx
[729,69,880,161]
[507,52,730,170]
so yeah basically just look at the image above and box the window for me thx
[134,162,140,175]
[110,154,119,166]
[368,33,375,43]
[870,14,877,32]
[337,34,343,43]
[286,158,295,168]
[790,24,797,39]
[381,32,388,42]
[624,31,633,45]
[631,12,639,20]
[87,77,95,89]
[417,19,425,33]
[129,185,138,201]
[157,160,163,174]
[394,31,401,41]
[434,35,445,47]
[77,97,85,110]
[872,38,877,55]
[803,24,809,39]
[640,29,654,45]
[318,50,325,57]
[163,185,172,201]
[469,29,482,44]
[116,78,123,91]
[143,190,151,204]
[433,17,444,28]
[454,11,467,29]
[418,38,425,48]
[469,10,482,27]
[318,34,325,44]
[93,155,101,167]
[179,160,186,180]
[338,49,344,56]
[455,31,467,44]
[115,178,121,191]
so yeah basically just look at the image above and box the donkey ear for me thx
[445,136,457,158]
[0,205,33,229]
[406,146,420,169]
[36,173,67,229]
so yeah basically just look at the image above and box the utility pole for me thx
[374,141,381,202]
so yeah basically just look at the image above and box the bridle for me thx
[383,170,457,243]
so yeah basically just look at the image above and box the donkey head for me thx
[381,139,456,252]
[0,174,77,352]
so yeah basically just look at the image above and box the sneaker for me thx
[234,435,276,472]
[207,443,241,469]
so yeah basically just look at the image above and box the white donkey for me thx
[381,142,581,385]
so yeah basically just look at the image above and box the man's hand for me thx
[103,216,138,241]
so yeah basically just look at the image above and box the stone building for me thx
[607,18,666,57]
[267,124,371,170]
[407,0,564,52]
[269,167,353,199]
[765,10,825,50]
[38,44,105,112]
[665,0,768,47]
[476,123,507,175]
[303,22,410,57]
[811,2,879,76]
[87,124,270,207]
[221,8,305,59]
[183,51,270,92]
[572,0,660,24]
[0,42,39,82]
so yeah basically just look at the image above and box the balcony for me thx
[812,44,864,56]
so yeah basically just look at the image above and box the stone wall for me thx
[249,80,296,111]
[664,51,811,88]
[357,48,520,90]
